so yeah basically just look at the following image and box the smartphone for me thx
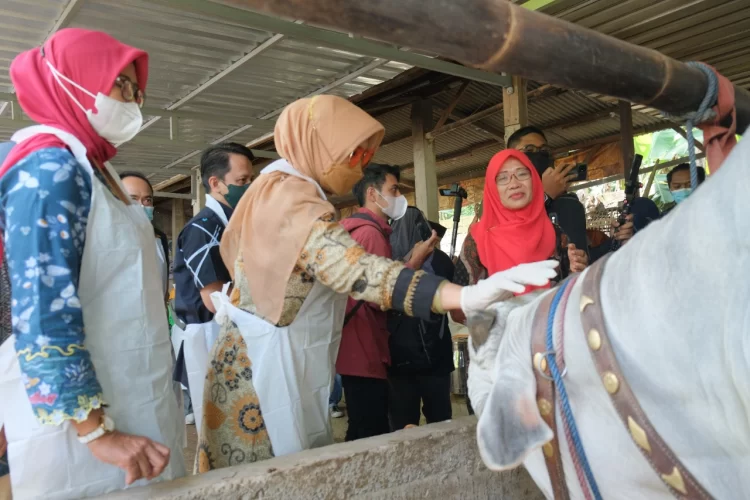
[572,163,588,182]
[416,219,433,241]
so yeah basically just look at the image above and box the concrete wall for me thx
[106,417,544,500]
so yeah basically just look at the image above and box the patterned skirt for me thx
[196,322,273,472]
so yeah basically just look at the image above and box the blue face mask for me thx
[142,205,154,221]
[671,188,691,205]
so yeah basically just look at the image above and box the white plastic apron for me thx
[155,237,168,297]
[169,193,227,434]
[170,320,219,433]
[210,160,346,456]
[0,126,186,499]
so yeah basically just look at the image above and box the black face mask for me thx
[525,151,552,178]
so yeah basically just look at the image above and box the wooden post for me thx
[619,100,634,176]
[191,169,206,216]
[411,99,439,221]
[171,198,185,258]
[503,76,528,144]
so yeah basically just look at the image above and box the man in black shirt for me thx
[172,142,254,428]
[507,126,591,253]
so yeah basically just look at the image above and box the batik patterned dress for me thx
[1,259,10,477]
[0,148,105,426]
[197,213,443,472]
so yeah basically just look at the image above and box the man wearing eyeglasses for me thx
[507,126,635,253]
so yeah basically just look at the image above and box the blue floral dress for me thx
[0,147,104,426]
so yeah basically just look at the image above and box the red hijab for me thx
[470,149,556,292]
[0,28,148,260]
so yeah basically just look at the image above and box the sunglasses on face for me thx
[115,75,145,108]
[348,146,375,168]
[496,168,532,186]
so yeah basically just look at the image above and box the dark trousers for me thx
[341,375,390,441]
[387,373,452,430]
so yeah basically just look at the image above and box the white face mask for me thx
[46,60,143,145]
[376,191,408,221]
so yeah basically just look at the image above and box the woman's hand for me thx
[87,430,170,485]
[567,244,588,273]
[443,260,558,314]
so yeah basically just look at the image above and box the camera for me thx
[439,183,468,199]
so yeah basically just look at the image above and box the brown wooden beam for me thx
[503,76,528,142]
[228,0,750,132]
[552,122,673,154]
[400,139,498,176]
[542,106,619,131]
[411,99,439,220]
[427,84,561,140]
[433,81,471,133]
[447,110,505,142]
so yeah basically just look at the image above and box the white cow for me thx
[467,131,750,499]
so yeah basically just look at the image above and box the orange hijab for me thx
[220,95,384,324]
[471,149,556,292]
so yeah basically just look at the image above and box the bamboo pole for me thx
[226,0,750,132]
[643,160,660,199]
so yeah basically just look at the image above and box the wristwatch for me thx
[77,414,115,444]
[544,193,552,207]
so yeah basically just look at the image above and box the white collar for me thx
[205,194,229,226]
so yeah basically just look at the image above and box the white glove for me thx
[460,260,559,315]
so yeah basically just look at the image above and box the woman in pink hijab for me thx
[0,29,185,499]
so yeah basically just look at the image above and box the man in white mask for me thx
[338,163,438,441]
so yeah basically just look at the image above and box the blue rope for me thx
[546,281,603,500]
[674,62,718,191]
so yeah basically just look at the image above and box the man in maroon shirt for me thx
[338,164,437,440]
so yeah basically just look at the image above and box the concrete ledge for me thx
[105,417,543,499]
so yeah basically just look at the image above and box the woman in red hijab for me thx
[453,149,588,303]
[0,29,185,498]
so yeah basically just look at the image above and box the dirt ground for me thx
[183,394,471,473]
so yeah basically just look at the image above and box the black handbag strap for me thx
[343,300,365,326]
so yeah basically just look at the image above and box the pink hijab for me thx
[0,28,148,176]
[0,28,148,261]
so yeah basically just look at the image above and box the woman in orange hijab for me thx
[196,97,559,472]
[453,150,588,317]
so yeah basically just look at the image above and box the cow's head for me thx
[466,290,555,471]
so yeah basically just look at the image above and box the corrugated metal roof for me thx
[0,0,417,183]
[0,0,746,193]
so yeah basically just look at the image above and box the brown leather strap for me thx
[531,291,570,500]
[579,256,714,499]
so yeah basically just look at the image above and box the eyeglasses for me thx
[496,168,532,185]
[520,145,551,154]
[115,75,145,108]
[348,146,375,168]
